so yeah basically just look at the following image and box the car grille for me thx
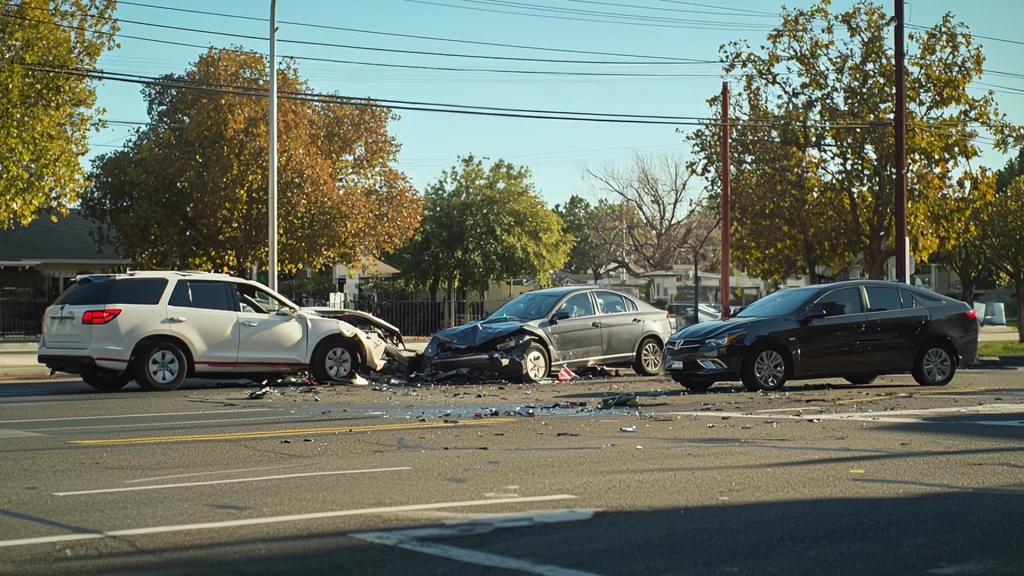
[666,340,701,353]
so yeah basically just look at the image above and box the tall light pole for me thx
[894,0,908,284]
[268,0,279,290]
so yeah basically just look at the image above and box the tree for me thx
[0,0,118,229]
[992,154,1024,343]
[553,195,625,282]
[81,48,422,275]
[687,0,1021,280]
[395,155,571,325]
[931,169,996,304]
[584,154,712,277]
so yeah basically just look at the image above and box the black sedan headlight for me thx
[703,332,745,349]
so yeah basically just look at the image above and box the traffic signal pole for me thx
[895,0,909,284]
[721,82,732,318]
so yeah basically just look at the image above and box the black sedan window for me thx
[736,288,812,318]
[817,288,864,316]
[866,286,902,312]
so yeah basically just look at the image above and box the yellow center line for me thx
[68,418,517,446]
[835,387,988,405]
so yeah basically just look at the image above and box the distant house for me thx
[331,257,401,302]
[0,210,130,301]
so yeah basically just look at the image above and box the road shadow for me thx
[5,491,1024,575]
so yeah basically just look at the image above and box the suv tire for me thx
[82,370,133,391]
[311,337,362,383]
[135,341,188,392]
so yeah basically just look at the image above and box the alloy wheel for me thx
[525,349,547,381]
[642,341,662,373]
[147,350,180,384]
[753,350,786,387]
[325,347,353,379]
[922,348,952,384]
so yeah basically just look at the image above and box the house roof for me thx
[357,257,399,276]
[0,210,126,264]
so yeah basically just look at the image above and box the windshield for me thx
[487,292,564,321]
[736,288,813,318]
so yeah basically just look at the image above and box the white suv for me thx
[38,271,391,391]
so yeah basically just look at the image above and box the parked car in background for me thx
[38,271,394,391]
[664,280,979,392]
[422,286,673,382]
[668,302,721,328]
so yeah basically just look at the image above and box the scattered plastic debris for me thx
[248,386,272,399]
[620,426,637,433]
[314,396,320,402]
[600,394,639,409]
[304,438,313,442]
[517,406,536,417]
[350,374,370,386]
[557,366,578,381]
[557,432,580,437]
[706,423,715,428]
[280,439,291,444]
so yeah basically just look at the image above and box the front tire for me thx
[81,370,133,391]
[634,337,664,376]
[311,337,362,383]
[913,342,957,386]
[135,341,188,392]
[521,343,550,383]
[741,346,789,391]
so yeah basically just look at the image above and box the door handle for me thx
[632,317,642,323]
[241,321,259,327]
[591,321,602,328]
[168,317,186,323]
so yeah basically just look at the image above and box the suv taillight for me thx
[966,309,977,321]
[82,309,121,325]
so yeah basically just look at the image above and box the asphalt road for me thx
[0,367,1022,576]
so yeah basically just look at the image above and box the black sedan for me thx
[664,280,979,392]
[422,286,674,382]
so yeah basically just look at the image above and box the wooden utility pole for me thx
[720,82,732,318]
[895,0,909,283]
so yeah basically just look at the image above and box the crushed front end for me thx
[421,333,536,380]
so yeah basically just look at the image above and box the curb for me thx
[973,357,1024,368]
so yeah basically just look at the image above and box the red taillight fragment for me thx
[82,309,121,325]
[966,309,977,321]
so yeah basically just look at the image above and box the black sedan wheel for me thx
[741,347,788,391]
[633,337,664,376]
[913,343,956,386]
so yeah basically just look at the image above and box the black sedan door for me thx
[798,287,869,377]
[862,285,928,371]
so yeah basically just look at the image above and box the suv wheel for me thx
[135,341,188,392]
[311,338,361,383]
[81,370,133,391]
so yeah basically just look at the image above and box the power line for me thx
[114,0,700,62]
[3,11,728,78]
[442,0,772,28]
[110,1,717,65]
[557,0,779,18]
[908,23,1024,49]
[24,64,891,129]
[398,0,775,31]
[655,0,779,17]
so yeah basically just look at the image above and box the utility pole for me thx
[268,0,279,291]
[894,0,909,284]
[720,82,732,319]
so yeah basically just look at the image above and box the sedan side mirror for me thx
[552,311,570,323]
[801,304,827,324]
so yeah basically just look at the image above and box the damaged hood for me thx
[427,318,537,353]
[304,308,402,336]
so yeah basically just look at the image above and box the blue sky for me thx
[87,0,1024,207]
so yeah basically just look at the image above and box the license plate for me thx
[58,319,69,329]
[670,361,683,370]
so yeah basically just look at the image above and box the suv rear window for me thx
[56,277,168,306]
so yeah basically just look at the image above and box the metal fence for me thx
[0,300,47,339]
[350,298,510,337]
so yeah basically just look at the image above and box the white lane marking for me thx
[754,407,824,413]
[0,409,279,425]
[29,415,297,432]
[53,467,411,496]
[0,429,43,438]
[0,494,578,549]
[351,509,600,576]
[665,403,1024,424]
[125,463,318,484]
